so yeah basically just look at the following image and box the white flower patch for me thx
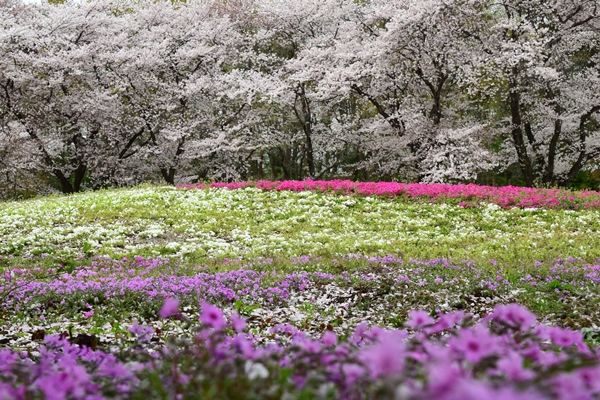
[138,224,166,239]
[0,186,599,260]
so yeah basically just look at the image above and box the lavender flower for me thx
[158,298,180,318]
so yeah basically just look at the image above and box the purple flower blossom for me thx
[342,364,365,385]
[128,322,154,343]
[491,303,537,330]
[449,325,498,363]
[495,351,535,381]
[200,301,226,330]
[321,331,337,347]
[547,326,583,348]
[406,310,434,329]
[426,362,461,397]
[158,297,180,318]
[359,331,406,379]
[231,314,246,332]
[299,338,321,353]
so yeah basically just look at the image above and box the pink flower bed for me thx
[178,180,600,209]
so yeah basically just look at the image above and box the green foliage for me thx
[234,300,260,317]
[567,170,600,191]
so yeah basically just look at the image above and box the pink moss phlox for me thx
[158,297,179,318]
[177,180,600,209]
[1,302,599,398]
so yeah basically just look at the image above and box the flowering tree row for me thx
[0,0,599,196]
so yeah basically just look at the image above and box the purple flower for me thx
[231,314,246,332]
[232,334,255,359]
[495,351,535,381]
[551,373,594,400]
[158,298,179,318]
[547,326,583,348]
[427,311,464,334]
[438,379,545,400]
[34,363,92,400]
[578,366,600,392]
[341,364,365,386]
[449,325,497,363]
[321,331,338,347]
[200,301,226,330]
[426,362,461,397]
[491,303,536,330]
[128,322,154,343]
[406,310,434,329]
[358,331,406,379]
[300,338,321,353]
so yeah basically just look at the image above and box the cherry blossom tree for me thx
[0,1,138,192]
[1,0,599,193]
[1,0,257,190]
[236,0,364,180]
[109,0,268,184]
[468,0,600,187]
[305,0,497,181]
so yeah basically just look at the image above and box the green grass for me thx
[1,185,599,274]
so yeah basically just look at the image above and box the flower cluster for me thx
[179,180,600,209]
[1,301,599,399]
[2,255,599,353]
[0,335,139,399]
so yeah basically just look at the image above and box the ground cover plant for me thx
[2,183,600,268]
[1,182,600,399]
[183,180,600,209]
[2,301,600,400]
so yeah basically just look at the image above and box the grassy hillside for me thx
[1,185,600,271]
[1,184,600,399]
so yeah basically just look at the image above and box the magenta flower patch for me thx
[158,298,180,319]
[200,301,226,330]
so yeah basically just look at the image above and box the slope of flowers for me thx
[1,301,599,400]
[179,180,600,209]
[2,181,600,399]
[2,255,599,354]
[2,185,600,265]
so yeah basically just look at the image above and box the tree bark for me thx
[561,105,600,186]
[293,84,315,178]
[508,76,535,187]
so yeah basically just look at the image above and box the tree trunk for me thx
[54,169,74,193]
[560,105,600,187]
[72,164,87,192]
[508,76,535,187]
[543,119,561,185]
[294,84,315,178]
[160,138,186,185]
[161,167,176,185]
